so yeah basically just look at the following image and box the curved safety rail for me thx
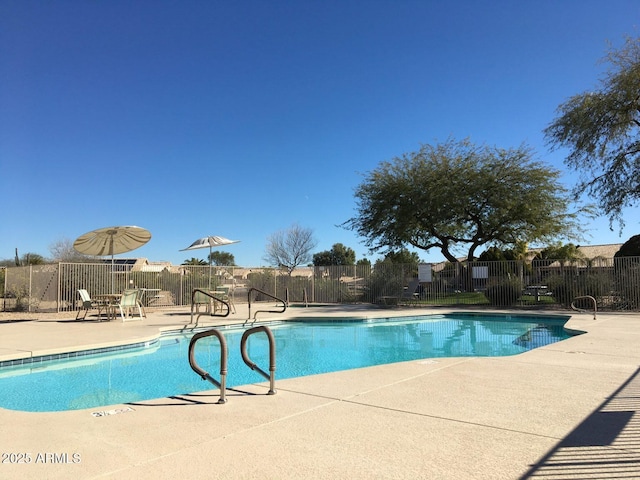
[240,326,277,395]
[247,287,287,322]
[571,295,597,320]
[190,288,231,324]
[188,329,228,404]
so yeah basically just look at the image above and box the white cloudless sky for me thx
[1,0,638,266]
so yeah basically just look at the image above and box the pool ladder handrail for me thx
[188,329,228,404]
[241,326,277,395]
[571,295,597,320]
[246,287,287,322]
[187,325,277,403]
[190,288,231,324]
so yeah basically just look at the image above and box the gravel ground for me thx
[0,310,77,321]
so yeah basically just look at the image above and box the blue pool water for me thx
[0,313,575,412]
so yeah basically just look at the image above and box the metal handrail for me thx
[571,295,597,320]
[247,287,286,321]
[190,288,231,324]
[187,329,228,404]
[240,325,276,395]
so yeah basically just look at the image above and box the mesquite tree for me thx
[344,138,582,288]
[545,36,640,228]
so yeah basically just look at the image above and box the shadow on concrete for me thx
[53,317,105,323]
[520,366,640,479]
[127,388,260,408]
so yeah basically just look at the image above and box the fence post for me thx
[57,262,62,313]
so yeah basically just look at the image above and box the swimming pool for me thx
[0,312,575,412]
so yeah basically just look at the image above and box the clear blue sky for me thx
[1,0,638,266]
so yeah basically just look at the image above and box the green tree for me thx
[376,248,420,265]
[344,138,580,266]
[614,234,640,258]
[613,234,640,309]
[209,251,236,266]
[545,36,640,228]
[534,243,584,265]
[479,247,509,262]
[479,241,528,261]
[264,223,317,275]
[19,252,46,265]
[182,258,207,265]
[313,243,356,266]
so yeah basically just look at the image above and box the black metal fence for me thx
[2,257,640,313]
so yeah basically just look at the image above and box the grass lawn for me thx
[519,294,557,305]
[414,292,558,307]
[416,292,489,305]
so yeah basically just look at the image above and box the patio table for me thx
[138,288,161,307]
[93,294,122,321]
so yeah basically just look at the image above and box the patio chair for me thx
[134,289,147,318]
[215,285,236,314]
[193,290,213,314]
[398,278,421,306]
[76,289,104,320]
[109,289,144,322]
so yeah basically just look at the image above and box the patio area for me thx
[1,305,639,479]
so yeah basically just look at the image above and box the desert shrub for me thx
[365,263,405,302]
[547,270,613,307]
[484,279,522,306]
[615,260,640,309]
[547,274,580,307]
[581,271,613,299]
[7,285,38,312]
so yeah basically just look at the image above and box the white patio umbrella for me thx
[73,226,152,291]
[180,235,239,289]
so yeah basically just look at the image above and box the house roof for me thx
[576,243,623,259]
[428,242,624,270]
[129,258,183,273]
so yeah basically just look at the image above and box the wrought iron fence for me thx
[2,257,640,313]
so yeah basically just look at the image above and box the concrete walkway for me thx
[0,305,639,479]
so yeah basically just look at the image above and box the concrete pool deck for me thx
[0,304,639,479]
